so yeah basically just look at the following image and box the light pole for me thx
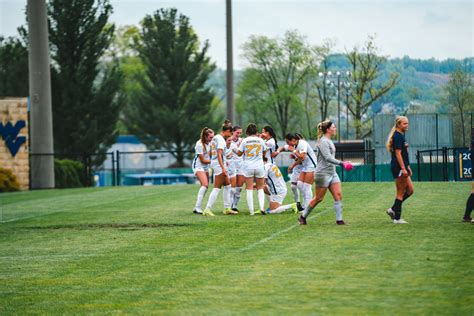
[318,70,352,142]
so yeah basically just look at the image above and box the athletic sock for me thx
[205,188,221,210]
[232,186,242,209]
[246,189,254,215]
[257,189,265,211]
[302,203,315,218]
[297,181,306,208]
[291,183,300,203]
[271,204,293,214]
[334,200,343,221]
[464,193,474,218]
[194,186,208,210]
[223,185,232,209]
[392,199,403,220]
[303,183,313,205]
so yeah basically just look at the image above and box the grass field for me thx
[0,182,473,314]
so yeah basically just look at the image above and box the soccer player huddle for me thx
[192,116,416,225]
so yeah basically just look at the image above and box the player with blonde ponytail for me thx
[386,116,414,224]
[298,120,353,225]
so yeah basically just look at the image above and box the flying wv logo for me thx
[0,121,27,157]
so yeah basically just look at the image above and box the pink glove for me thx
[341,161,353,171]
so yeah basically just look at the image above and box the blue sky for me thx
[1,0,472,69]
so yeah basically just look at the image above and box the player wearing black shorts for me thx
[386,116,414,224]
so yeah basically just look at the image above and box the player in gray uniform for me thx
[298,120,353,225]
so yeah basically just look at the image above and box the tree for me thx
[0,36,28,97]
[47,0,123,158]
[346,36,399,138]
[445,67,474,146]
[125,8,216,167]
[239,30,314,138]
[312,40,336,122]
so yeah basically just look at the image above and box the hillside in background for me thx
[207,56,473,115]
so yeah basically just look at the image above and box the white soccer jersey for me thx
[265,138,277,164]
[210,134,226,169]
[239,136,267,169]
[224,142,235,166]
[296,139,317,170]
[192,140,211,170]
[231,137,243,163]
[265,162,287,195]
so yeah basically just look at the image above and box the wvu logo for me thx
[0,121,27,157]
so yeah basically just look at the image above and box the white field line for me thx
[239,209,331,252]
[0,186,190,223]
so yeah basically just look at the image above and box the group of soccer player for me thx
[191,118,356,225]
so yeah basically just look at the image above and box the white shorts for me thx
[315,173,341,188]
[269,189,287,204]
[193,167,209,175]
[290,167,302,183]
[301,165,316,173]
[243,167,265,178]
[211,164,224,177]
[230,160,245,177]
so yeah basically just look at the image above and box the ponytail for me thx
[386,116,408,152]
[317,120,333,139]
[200,127,214,152]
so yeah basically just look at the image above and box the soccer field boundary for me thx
[0,186,190,224]
[239,209,331,252]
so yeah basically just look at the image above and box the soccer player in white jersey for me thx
[273,133,317,210]
[192,127,215,214]
[229,125,244,213]
[262,157,298,214]
[261,125,278,165]
[236,123,267,215]
[298,120,353,225]
[202,122,236,216]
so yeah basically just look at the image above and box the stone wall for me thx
[0,98,29,190]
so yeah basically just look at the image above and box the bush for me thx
[54,159,85,188]
[0,168,20,192]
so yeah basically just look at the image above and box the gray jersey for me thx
[316,136,341,175]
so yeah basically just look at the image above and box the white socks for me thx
[291,183,300,203]
[270,204,293,214]
[223,185,232,209]
[334,200,343,221]
[304,183,313,206]
[194,186,208,211]
[205,188,221,210]
[257,189,265,212]
[246,190,254,215]
[297,181,313,209]
[232,186,242,209]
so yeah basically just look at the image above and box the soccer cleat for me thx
[386,208,395,220]
[393,219,408,224]
[202,209,215,217]
[471,218,474,223]
[336,220,345,225]
[193,209,203,214]
[297,202,303,212]
[265,207,271,214]
[223,208,238,215]
[259,210,266,215]
[231,208,240,214]
[298,215,307,225]
[462,216,472,222]
[291,203,299,214]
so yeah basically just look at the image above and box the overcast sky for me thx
[1,0,472,69]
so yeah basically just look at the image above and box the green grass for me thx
[0,182,473,314]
